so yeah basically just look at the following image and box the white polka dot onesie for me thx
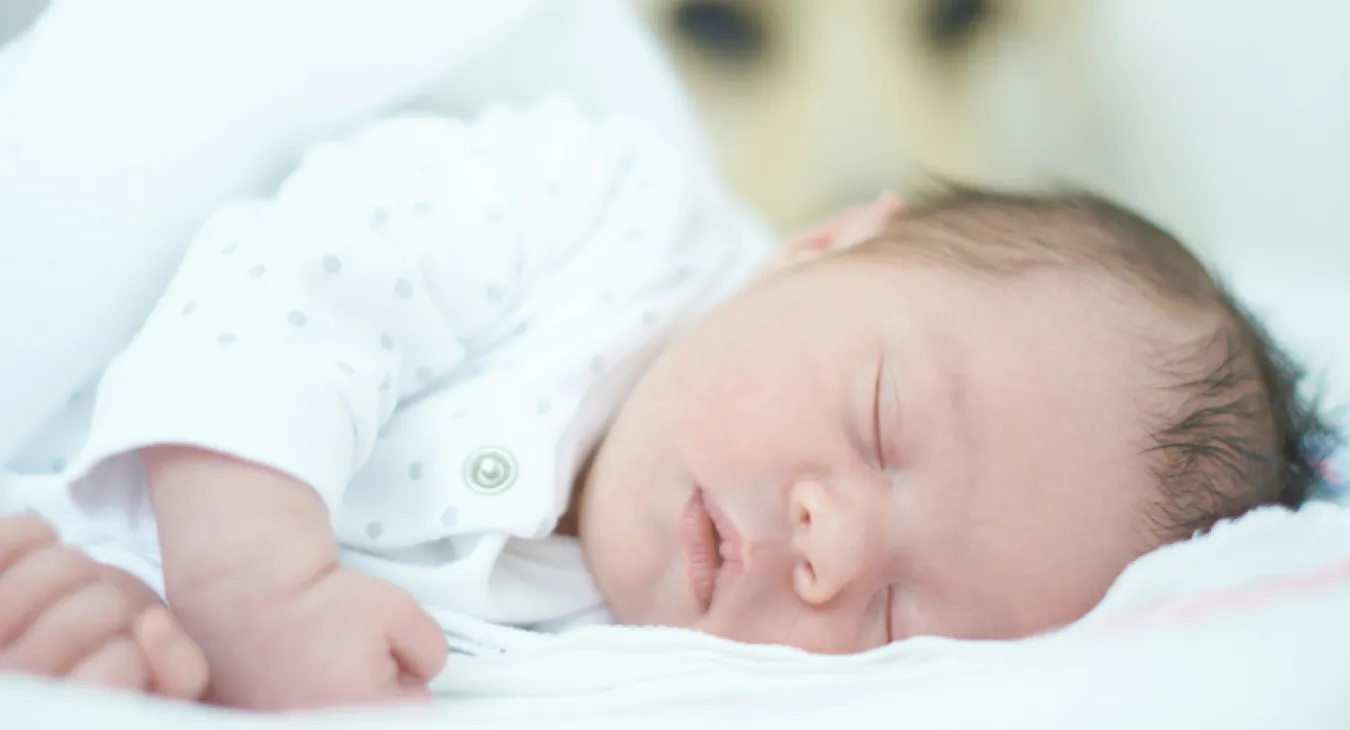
[3,99,774,637]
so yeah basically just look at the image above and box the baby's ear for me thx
[776,192,905,267]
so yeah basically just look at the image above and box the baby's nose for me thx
[787,479,873,606]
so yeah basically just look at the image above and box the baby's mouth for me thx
[679,488,743,614]
[680,488,724,613]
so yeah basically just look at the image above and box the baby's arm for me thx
[72,99,737,708]
[144,446,334,603]
[0,514,207,698]
[142,447,444,709]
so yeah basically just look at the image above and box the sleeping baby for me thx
[0,100,1326,708]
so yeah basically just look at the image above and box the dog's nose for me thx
[926,0,991,47]
[671,0,767,63]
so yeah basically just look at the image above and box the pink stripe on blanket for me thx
[1090,559,1350,636]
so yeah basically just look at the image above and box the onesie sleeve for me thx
[66,100,710,521]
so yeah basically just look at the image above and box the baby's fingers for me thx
[134,606,208,700]
[66,637,150,691]
[3,581,133,675]
[386,598,448,684]
[0,546,101,648]
[377,683,436,708]
[0,515,58,570]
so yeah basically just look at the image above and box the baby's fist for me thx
[0,514,207,699]
[174,565,448,709]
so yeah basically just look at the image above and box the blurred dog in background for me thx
[630,0,1090,233]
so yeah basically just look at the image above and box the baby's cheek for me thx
[580,491,660,618]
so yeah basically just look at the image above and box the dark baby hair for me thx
[865,188,1333,539]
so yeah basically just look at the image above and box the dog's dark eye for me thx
[671,1,767,63]
[926,0,990,46]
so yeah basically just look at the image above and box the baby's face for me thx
[579,200,1165,652]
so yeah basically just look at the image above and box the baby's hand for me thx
[142,445,448,709]
[0,515,208,699]
[175,564,448,710]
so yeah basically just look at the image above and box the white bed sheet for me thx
[5,502,1350,729]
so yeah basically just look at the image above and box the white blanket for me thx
[4,502,1350,728]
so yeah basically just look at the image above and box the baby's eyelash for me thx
[872,358,886,468]
[884,585,896,643]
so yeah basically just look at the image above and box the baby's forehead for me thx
[859,215,1229,396]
